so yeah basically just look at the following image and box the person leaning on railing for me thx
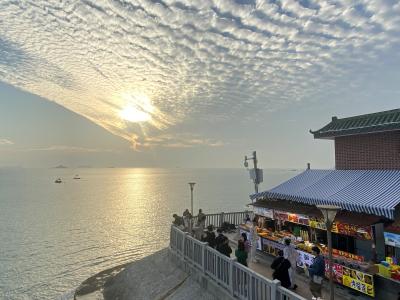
[172,214,184,228]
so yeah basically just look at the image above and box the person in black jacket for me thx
[204,225,216,248]
[215,228,225,249]
[271,250,291,288]
[217,236,232,257]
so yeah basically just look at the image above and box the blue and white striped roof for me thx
[250,169,400,220]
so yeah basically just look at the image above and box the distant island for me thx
[54,165,67,168]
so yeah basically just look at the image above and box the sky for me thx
[1,0,400,169]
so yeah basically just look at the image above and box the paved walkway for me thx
[225,231,369,300]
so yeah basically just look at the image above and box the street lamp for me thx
[317,205,341,300]
[188,182,196,215]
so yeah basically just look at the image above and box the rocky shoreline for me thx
[74,248,214,300]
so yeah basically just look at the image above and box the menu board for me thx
[342,266,374,297]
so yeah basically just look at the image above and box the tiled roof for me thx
[311,108,400,139]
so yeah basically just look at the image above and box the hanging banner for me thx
[254,207,273,219]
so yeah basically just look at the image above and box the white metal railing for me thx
[192,211,254,228]
[169,225,306,300]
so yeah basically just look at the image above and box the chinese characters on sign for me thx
[342,267,374,297]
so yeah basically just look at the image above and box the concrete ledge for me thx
[168,249,235,300]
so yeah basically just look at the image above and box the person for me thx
[182,209,192,232]
[283,238,298,290]
[307,246,325,299]
[197,209,206,227]
[249,217,259,263]
[204,225,216,248]
[215,228,225,249]
[172,214,184,227]
[235,240,248,266]
[194,209,206,239]
[244,213,251,224]
[217,236,232,257]
[241,232,251,263]
[271,250,291,288]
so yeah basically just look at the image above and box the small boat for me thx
[55,178,62,183]
[73,175,81,179]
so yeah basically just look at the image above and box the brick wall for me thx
[335,131,400,169]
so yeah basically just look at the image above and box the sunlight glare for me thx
[119,93,154,123]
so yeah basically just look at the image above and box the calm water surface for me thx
[0,168,298,299]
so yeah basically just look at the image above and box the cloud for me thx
[0,138,13,145]
[137,133,224,149]
[0,1,399,147]
[20,145,117,153]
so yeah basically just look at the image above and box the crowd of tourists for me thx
[172,211,325,300]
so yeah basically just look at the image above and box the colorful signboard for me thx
[297,250,315,268]
[342,266,374,297]
[332,223,372,240]
[296,250,373,296]
[384,232,400,248]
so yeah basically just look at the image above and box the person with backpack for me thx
[271,250,291,288]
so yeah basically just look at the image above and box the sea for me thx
[0,168,299,299]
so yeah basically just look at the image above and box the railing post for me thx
[220,212,224,228]
[271,279,281,300]
[229,259,234,296]
[202,243,207,273]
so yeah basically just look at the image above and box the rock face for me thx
[75,248,215,300]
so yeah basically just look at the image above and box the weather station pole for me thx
[244,151,263,195]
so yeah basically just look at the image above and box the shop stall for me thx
[240,202,380,297]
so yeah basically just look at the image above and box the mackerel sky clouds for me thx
[1,0,400,167]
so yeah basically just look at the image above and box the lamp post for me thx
[188,182,196,216]
[317,205,341,300]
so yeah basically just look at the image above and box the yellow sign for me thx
[342,267,374,297]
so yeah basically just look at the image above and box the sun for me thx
[120,106,151,122]
[119,93,154,123]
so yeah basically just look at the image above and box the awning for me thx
[252,199,384,226]
[250,169,400,220]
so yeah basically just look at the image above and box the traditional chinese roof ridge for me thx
[310,108,400,139]
[250,169,400,220]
